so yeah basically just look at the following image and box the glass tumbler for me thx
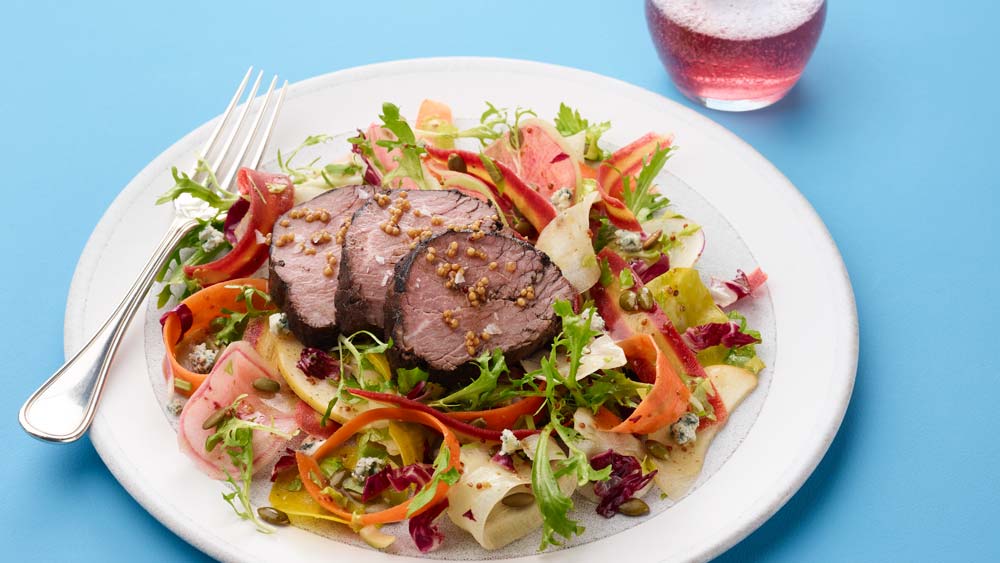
[646,0,827,111]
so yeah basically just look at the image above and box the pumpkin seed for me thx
[641,229,663,250]
[482,155,504,184]
[619,290,639,312]
[636,287,655,311]
[447,153,467,173]
[618,498,650,517]
[644,439,670,460]
[501,492,535,508]
[257,506,290,526]
[253,377,280,393]
[469,417,488,429]
[204,433,223,452]
[201,406,229,430]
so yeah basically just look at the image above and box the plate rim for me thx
[65,56,858,563]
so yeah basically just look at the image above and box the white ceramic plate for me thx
[66,58,857,563]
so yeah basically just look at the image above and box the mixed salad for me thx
[155,99,768,553]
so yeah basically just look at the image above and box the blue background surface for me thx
[2,0,997,561]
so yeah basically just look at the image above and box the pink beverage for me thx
[646,0,826,111]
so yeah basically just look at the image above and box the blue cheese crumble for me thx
[670,413,700,445]
[186,342,218,374]
[166,400,185,416]
[615,229,643,253]
[588,310,606,333]
[550,187,574,211]
[352,457,385,480]
[268,312,290,335]
[499,429,522,455]
[566,307,605,334]
[198,225,225,253]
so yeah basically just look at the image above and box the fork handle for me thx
[19,215,199,443]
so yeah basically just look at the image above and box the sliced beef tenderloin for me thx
[269,185,375,348]
[386,230,576,373]
[336,189,501,335]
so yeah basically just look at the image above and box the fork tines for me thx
[194,67,288,191]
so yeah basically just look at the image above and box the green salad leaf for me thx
[318,456,345,479]
[480,102,536,151]
[376,103,432,190]
[396,366,429,396]
[412,101,533,147]
[646,267,728,333]
[593,217,617,255]
[720,311,765,374]
[581,369,650,412]
[275,134,363,188]
[205,394,296,533]
[321,330,395,427]
[534,301,601,410]
[154,159,240,306]
[156,161,238,210]
[621,145,673,221]
[531,422,612,550]
[430,349,508,410]
[154,217,229,308]
[553,103,611,161]
[406,443,461,517]
[681,374,718,421]
[211,285,274,347]
[531,426,581,548]
[526,302,621,549]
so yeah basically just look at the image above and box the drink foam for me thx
[652,0,824,40]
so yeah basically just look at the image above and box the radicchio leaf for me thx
[409,499,449,553]
[589,450,656,518]
[550,152,570,164]
[490,452,516,472]
[361,470,391,502]
[630,255,670,284]
[362,463,434,502]
[222,196,251,244]
[709,267,768,307]
[159,303,193,340]
[270,448,297,482]
[351,129,384,186]
[405,380,428,400]
[296,348,339,380]
[387,463,434,491]
[683,322,761,351]
[462,509,476,521]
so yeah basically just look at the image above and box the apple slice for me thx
[643,215,706,269]
[255,328,336,413]
[255,328,383,424]
[359,525,397,549]
[647,364,757,500]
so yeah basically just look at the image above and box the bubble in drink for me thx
[646,0,826,111]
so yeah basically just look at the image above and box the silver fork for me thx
[19,67,288,443]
